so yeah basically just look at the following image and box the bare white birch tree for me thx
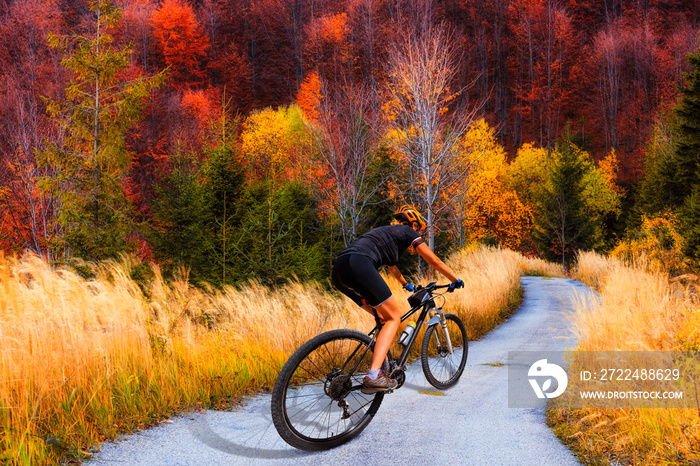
[306,79,389,247]
[1,80,63,262]
[383,24,483,251]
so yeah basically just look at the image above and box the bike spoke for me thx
[344,393,376,417]
[280,332,379,442]
[286,391,330,421]
[287,387,370,439]
[298,399,334,438]
[421,314,468,389]
[429,350,459,379]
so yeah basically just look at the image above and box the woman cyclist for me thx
[331,205,464,393]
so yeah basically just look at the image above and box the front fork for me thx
[429,307,454,355]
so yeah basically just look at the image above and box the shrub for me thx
[611,214,686,275]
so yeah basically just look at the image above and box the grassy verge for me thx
[546,251,700,465]
[444,246,527,340]
[0,246,529,465]
[519,255,567,279]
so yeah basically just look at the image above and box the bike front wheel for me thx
[271,329,383,451]
[420,313,468,389]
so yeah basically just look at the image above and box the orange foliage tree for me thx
[464,178,533,251]
[304,13,354,83]
[296,70,323,123]
[151,0,210,88]
[451,119,533,250]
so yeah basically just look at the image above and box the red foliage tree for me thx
[0,0,66,259]
[151,0,210,88]
[121,0,159,72]
[507,0,576,151]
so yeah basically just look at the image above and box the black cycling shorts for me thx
[331,254,392,308]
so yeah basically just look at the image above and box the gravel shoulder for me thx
[88,277,593,465]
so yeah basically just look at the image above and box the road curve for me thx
[89,277,594,465]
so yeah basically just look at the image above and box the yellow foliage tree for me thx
[240,106,308,184]
[458,119,508,174]
[612,214,686,274]
[505,143,551,208]
[451,119,533,250]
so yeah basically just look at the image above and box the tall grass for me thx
[445,246,528,338]
[0,246,524,465]
[519,254,567,279]
[548,251,700,464]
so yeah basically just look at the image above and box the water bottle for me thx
[398,321,416,346]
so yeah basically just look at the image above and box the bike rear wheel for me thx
[271,329,383,451]
[420,313,468,389]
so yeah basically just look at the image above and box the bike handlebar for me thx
[417,281,453,292]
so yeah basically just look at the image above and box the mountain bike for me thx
[270,282,468,451]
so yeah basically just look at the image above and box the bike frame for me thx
[334,282,455,394]
[367,282,452,372]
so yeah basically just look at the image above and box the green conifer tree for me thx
[200,126,247,287]
[533,141,598,272]
[148,148,208,276]
[233,181,327,285]
[38,0,165,261]
[634,111,680,220]
[674,45,700,195]
[675,45,700,260]
[681,188,700,259]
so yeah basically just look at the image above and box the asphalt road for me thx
[89,277,595,466]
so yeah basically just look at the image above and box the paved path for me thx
[89,277,595,465]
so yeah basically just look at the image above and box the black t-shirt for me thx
[339,224,425,267]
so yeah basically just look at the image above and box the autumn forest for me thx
[2,0,700,284]
[4,1,700,464]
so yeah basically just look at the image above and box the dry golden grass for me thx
[444,246,525,339]
[0,253,371,464]
[550,251,700,464]
[0,245,525,465]
[519,255,566,279]
[574,250,615,290]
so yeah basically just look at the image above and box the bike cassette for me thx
[324,373,351,401]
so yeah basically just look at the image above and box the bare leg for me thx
[363,296,402,371]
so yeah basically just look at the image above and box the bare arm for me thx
[387,265,408,287]
[415,243,459,283]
